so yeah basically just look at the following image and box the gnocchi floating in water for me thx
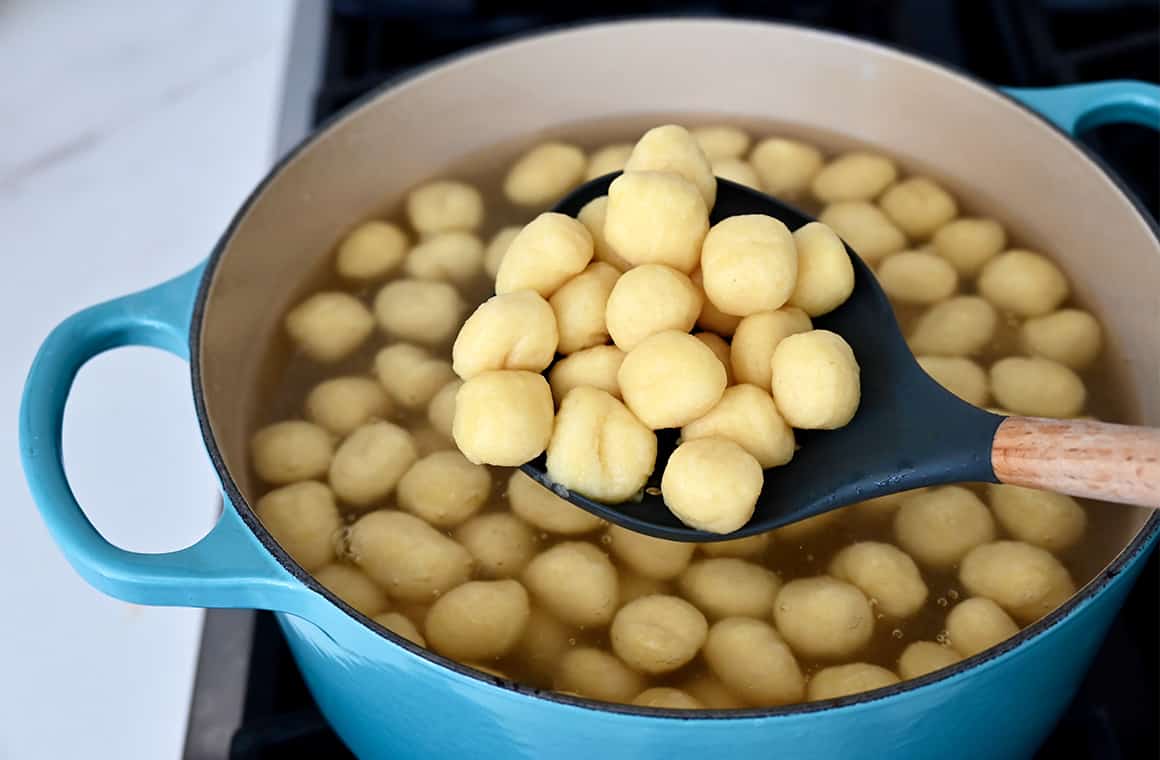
[306,377,391,437]
[878,176,958,240]
[773,576,874,660]
[555,648,644,703]
[812,151,898,203]
[749,137,824,198]
[978,249,1070,317]
[374,279,465,346]
[397,450,491,528]
[375,344,457,409]
[335,221,409,281]
[315,564,389,617]
[946,597,1020,657]
[610,594,708,674]
[507,470,604,536]
[959,541,1076,624]
[678,558,781,620]
[403,231,484,284]
[876,250,958,304]
[819,201,907,263]
[406,179,484,234]
[990,356,1086,418]
[522,542,618,627]
[454,513,536,580]
[897,641,962,679]
[329,421,418,507]
[285,292,375,363]
[807,663,900,701]
[607,524,695,581]
[348,511,472,602]
[425,579,531,661]
[255,481,340,571]
[251,119,1112,710]
[251,421,334,486]
[691,125,750,160]
[931,217,1005,276]
[703,617,804,706]
[504,142,587,207]
[893,486,995,569]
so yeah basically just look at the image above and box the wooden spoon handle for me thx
[991,416,1160,507]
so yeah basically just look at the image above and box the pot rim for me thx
[189,16,1160,719]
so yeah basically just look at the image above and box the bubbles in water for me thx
[936,597,948,607]
[600,534,612,545]
[947,589,960,601]
[936,631,951,646]
[891,628,903,640]
[567,638,577,646]
[645,486,661,496]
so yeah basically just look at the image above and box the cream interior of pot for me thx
[196,19,1158,558]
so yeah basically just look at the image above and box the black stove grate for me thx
[224,2,1159,757]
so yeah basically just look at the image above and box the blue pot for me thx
[18,20,1160,760]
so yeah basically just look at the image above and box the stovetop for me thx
[184,2,1159,758]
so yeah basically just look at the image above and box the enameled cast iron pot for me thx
[20,20,1160,760]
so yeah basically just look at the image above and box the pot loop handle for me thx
[1003,80,1160,135]
[18,264,307,613]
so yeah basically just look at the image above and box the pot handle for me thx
[18,265,307,613]
[1003,80,1160,135]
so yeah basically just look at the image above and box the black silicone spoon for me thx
[519,174,1160,542]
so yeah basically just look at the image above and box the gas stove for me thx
[183,2,1159,757]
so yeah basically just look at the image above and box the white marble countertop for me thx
[0,2,293,757]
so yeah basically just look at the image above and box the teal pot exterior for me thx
[18,19,1160,760]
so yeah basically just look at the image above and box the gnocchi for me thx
[452,291,559,379]
[255,481,340,571]
[610,595,708,674]
[453,370,554,466]
[286,292,375,362]
[374,279,465,345]
[662,438,762,534]
[619,330,727,430]
[504,142,587,207]
[406,179,484,234]
[546,387,657,503]
[730,307,812,391]
[604,171,709,274]
[701,215,798,316]
[335,221,408,280]
[770,329,861,429]
[605,264,702,351]
[496,212,594,298]
[550,262,620,354]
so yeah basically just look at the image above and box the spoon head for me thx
[520,174,1002,541]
